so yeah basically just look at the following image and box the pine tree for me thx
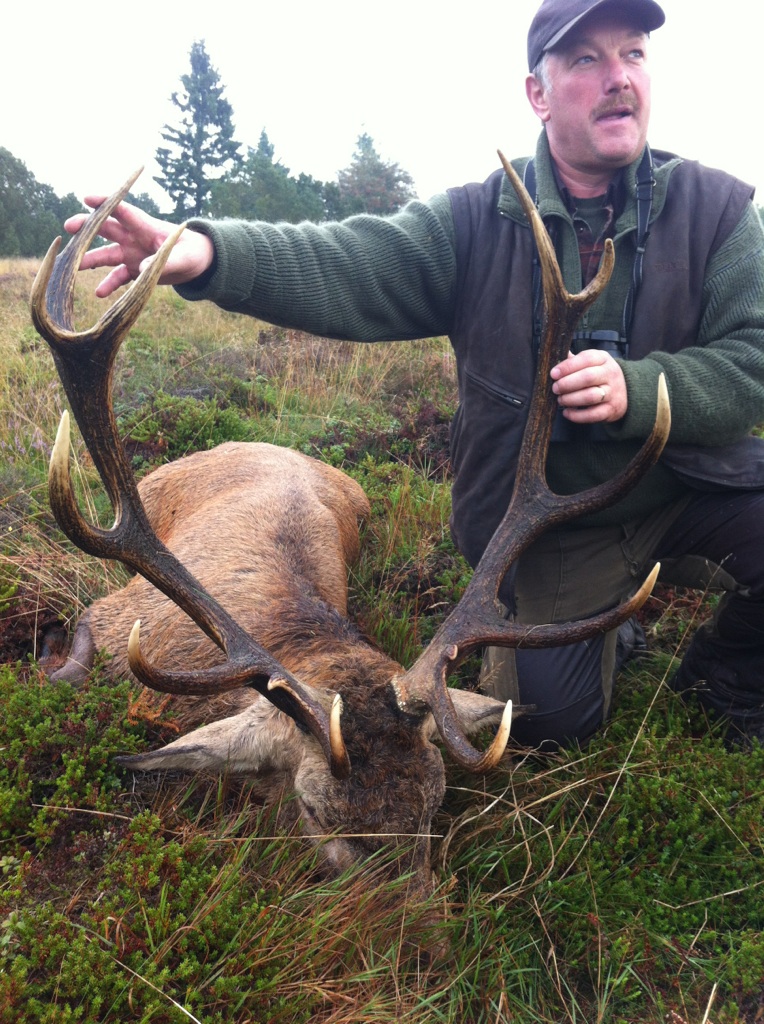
[155,40,241,219]
[126,192,161,217]
[208,130,326,224]
[336,133,416,217]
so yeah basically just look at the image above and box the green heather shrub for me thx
[0,665,148,843]
[119,391,256,464]
[1,813,300,1023]
[0,570,19,615]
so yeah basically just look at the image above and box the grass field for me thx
[1,257,763,1023]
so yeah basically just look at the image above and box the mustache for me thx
[593,100,638,119]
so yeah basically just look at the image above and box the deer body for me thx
[58,441,370,688]
[52,439,501,883]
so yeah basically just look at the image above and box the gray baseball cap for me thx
[527,0,665,71]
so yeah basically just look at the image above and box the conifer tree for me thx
[336,133,416,216]
[155,40,241,219]
[208,130,325,223]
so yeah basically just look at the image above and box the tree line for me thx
[155,40,416,223]
[0,145,161,258]
[1,41,417,257]
[0,150,80,258]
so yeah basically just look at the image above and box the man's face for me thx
[526,11,651,189]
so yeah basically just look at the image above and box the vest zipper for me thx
[465,368,525,408]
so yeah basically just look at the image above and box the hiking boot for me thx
[669,647,764,750]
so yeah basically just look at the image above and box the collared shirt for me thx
[555,168,626,288]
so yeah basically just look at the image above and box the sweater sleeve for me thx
[175,194,457,343]
[612,202,764,444]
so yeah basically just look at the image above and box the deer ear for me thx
[45,618,96,685]
[116,704,303,776]
[444,690,530,737]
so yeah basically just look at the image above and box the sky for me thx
[5,0,762,215]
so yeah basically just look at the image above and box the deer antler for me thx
[394,152,671,771]
[31,172,350,780]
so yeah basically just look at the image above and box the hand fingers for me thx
[558,383,614,423]
[558,384,609,408]
[63,197,109,233]
[64,210,132,250]
[550,350,607,380]
[560,403,611,424]
[69,196,163,246]
[60,194,211,294]
[72,242,128,272]
[95,198,160,237]
[94,264,134,298]
[552,350,628,423]
[552,361,609,396]
[63,212,89,235]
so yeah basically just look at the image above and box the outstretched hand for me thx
[550,349,628,423]
[64,198,215,298]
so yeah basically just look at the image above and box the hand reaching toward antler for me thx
[64,194,214,298]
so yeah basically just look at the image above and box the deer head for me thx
[31,160,669,890]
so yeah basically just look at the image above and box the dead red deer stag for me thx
[31,160,670,890]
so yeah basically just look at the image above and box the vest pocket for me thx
[464,368,525,408]
[451,367,527,480]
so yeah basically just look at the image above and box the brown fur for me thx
[59,442,367,691]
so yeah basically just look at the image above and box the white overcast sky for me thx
[5,0,762,215]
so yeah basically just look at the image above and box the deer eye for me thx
[300,800,322,827]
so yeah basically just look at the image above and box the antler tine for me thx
[32,169,188,553]
[498,151,617,489]
[32,172,350,780]
[31,167,144,336]
[394,152,671,772]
